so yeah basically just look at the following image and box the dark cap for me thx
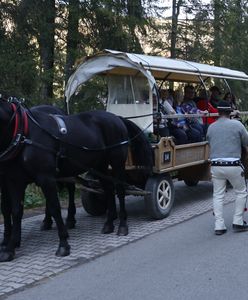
[217,100,233,112]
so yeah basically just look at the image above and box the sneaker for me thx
[215,229,227,235]
[232,223,248,232]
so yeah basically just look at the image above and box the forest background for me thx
[0,0,248,111]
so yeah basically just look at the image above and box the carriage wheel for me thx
[184,179,199,187]
[81,191,107,216]
[145,174,175,219]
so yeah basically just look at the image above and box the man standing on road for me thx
[206,101,248,235]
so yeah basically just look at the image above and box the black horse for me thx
[31,105,76,230]
[0,99,153,262]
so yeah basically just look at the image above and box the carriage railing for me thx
[158,111,248,120]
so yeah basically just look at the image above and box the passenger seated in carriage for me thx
[223,92,241,121]
[194,89,218,129]
[157,89,202,144]
[169,99,203,144]
[181,85,207,140]
[153,91,171,138]
[223,92,237,110]
[209,85,222,108]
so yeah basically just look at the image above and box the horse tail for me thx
[120,117,154,173]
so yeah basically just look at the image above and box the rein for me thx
[125,112,156,119]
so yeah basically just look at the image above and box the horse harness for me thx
[0,100,66,163]
[0,101,28,162]
[0,99,149,188]
[49,114,68,135]
[0,101,121,172]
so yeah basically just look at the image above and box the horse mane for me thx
[120,117,154,173]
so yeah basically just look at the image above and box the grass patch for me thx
[24,183,81,209]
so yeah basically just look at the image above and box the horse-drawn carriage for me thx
[1,50,248,262]
[65,49,248,220]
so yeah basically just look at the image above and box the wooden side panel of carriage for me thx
[153,137,210,179]
[125,137,211,181]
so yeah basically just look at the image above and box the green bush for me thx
[24,184,45,209]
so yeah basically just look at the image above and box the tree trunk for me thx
[38,0,56,100]
[127,0,143,52]
[212,0,222,66]
[65,0,80,84]
[170,0,183,59]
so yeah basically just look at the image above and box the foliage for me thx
[24,184,45,209]
[24,183,80,209]
[0,1,38,98]
[0,0,247,109]
[68,77,107,113]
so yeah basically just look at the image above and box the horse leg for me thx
[38,176,70,257]
[110,154,128,236]
[40,199,53,230]
[0,181,25,262]
[41,182,76,230]
[65,183,76,229]
[116,181,128,236]
[101,180,117,234]
[0,185,12,250]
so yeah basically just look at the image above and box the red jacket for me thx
[196,99,218,125]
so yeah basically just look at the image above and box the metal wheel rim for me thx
[156,179,172,210]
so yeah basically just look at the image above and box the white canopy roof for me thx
[65,51,157,103]
[65,49,248,102]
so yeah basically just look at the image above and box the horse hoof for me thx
[117,226,128,236]
[101,224,114,234]
[40,221,53,231]
[0,251,15,262]
[55,245,70,257]
[66,220,76,229]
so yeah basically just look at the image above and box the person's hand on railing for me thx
[233,109,240,116]
[231,109,241,120]
[199,109,208,115]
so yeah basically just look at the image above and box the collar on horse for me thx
[0,99,28,162]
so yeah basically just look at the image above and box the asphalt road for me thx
[4,199,248,300]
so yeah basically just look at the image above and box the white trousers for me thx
[211,166,248,230]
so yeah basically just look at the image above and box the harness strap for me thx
[50,114,67,134]
[22,138,57,154]
[0,102,29,162]
[22,108,29,136]
[10,103,29,138]
[11,103,19,138]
